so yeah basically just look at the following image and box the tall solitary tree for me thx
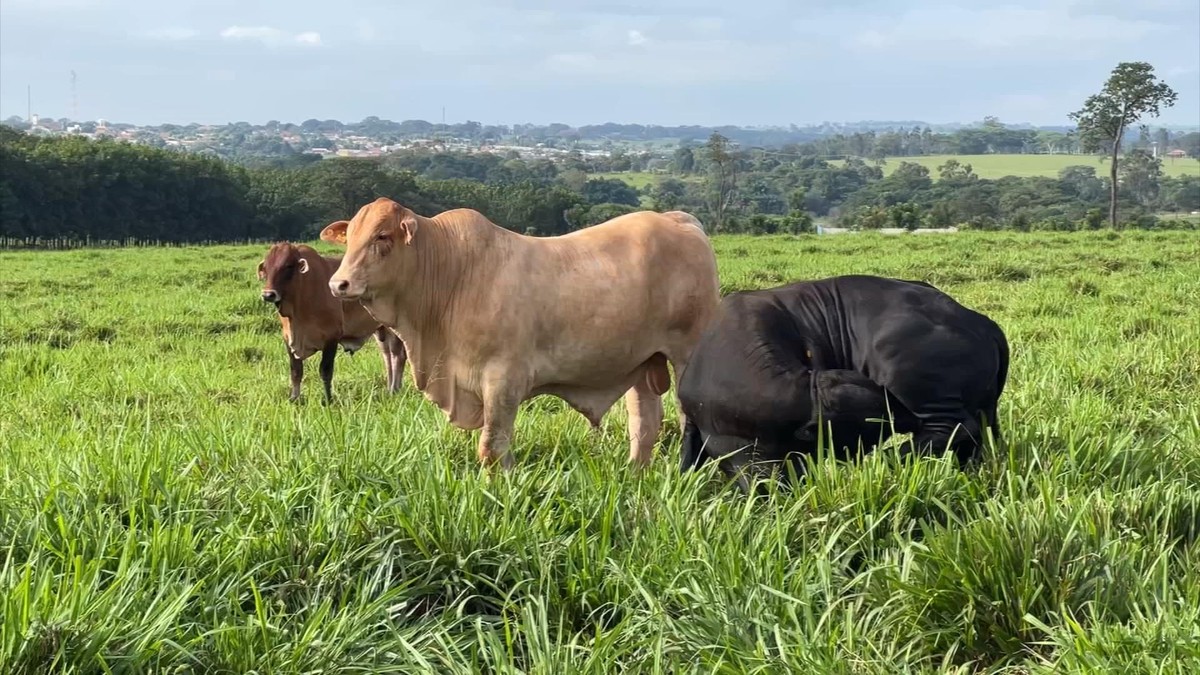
[703,132,739,232]
[1068,61,1177,228]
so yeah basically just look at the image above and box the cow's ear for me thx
[399,214,419,246]
[257,260,266,280]
[320,220,350,245]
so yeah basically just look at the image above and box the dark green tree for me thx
[703,132,739,232]
[582,178,640,207]
[673,146,695,173]
[1068,61,1178,228]
[650,178,688,211]
[1118,149,1163,207]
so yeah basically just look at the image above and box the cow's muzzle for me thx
[329,279,357,299]
[261,290,281,304]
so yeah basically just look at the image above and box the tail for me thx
[680,416,709,473]
[662,210,708,235]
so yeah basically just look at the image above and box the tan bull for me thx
[319,198,721,469]
[257,241,407,403]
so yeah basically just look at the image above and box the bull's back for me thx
[796,275,1005,409]
[495,211,718,383]
[533,212,716,336]
[587,210,717,309]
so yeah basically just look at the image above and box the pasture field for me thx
[591,171,665,189]
[870,153,1200,180]
[597,154,1200,189]
[2,231,1200,673]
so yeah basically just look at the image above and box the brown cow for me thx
[319,198,721,470]
[257,241,407,403]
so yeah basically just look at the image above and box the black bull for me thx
[677,275,1009,487]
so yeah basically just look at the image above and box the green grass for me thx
[870,153,1200,180]
[590,171,665,189]
[3,231,1200,673]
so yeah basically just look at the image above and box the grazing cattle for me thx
[257,242,408,403]
[677,275,1008,488]
[681,368,920,491]
[319,198,721,469]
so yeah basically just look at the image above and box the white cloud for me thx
[219,25,321,48]
[2,0,1194,126]
[294,31,322,46]
[221,25,283,42]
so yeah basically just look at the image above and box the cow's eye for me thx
[376,232,389,241]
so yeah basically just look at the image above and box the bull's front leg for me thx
[287,343,304,402]
[318,343,337,405]
[478,376,524,470]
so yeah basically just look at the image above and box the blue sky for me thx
[2,0,1197,127]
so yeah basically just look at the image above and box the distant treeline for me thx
[2,127,1197,248]
[9,115,1199,159]
[0,127,584,247]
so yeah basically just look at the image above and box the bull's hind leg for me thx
[625,356,670,468]
[624,382,664,468]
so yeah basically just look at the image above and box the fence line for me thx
[0,237,282,251]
